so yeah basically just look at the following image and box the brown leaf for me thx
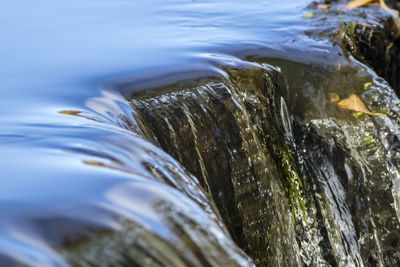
[337,94,385,116]
[318,4,331,9]
[379,0,399,16]
[344,0,374,9]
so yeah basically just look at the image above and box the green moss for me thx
[353,111,363,118]
[279,145,306,222]
[363,131,375,147]
[364,82,372,90]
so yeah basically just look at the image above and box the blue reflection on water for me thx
[0,0,310,264]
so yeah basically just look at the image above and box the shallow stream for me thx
[2,0,400,266]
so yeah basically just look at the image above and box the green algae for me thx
[279,145,306,221]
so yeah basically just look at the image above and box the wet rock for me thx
[342,17,400,95]
[128,63,334,266]
[63,203,253,267]
[287,70,400,266]
[0,129,254,267]
[124,39,400,266]
[73,4,400,266]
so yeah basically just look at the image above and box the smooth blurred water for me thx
[4,0,400,265]
[0,0,311,165]
[0,0,313,265]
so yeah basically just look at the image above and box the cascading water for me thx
[128,62,304,266]
[2,0,400,266]
[120,4,400,265]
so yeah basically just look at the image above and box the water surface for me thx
[1,0,357,265]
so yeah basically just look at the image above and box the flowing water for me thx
[2,0,400,266]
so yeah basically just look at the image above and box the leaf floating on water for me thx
[59,109,101,122]
[59,110,81,116]
[318,4,332,9]
[338,94,386,116]
[344,0,374,9]
[84,160,106,167]
[303,12,314,18]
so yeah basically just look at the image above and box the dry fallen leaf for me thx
[59,110,100,122]
[318,4,332,9]
[345,0,374,9]
[379,0,399,16]
[337,94,385,116]
[345,0,400,17]
[365,2,380,6]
